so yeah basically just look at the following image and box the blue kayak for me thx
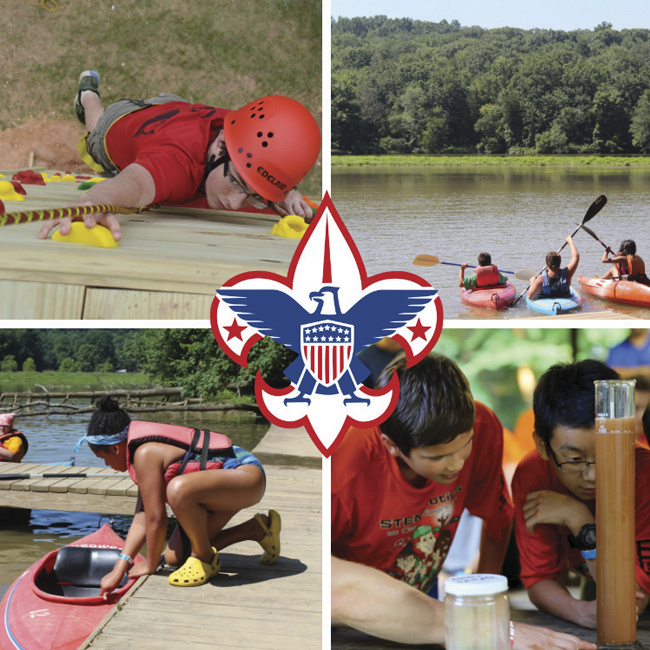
[526,287,583,315]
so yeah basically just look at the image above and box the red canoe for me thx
[461,281,517,311]
[0,523,140,650]
[578,276,650,308]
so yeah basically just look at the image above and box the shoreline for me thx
[332,154,650,168]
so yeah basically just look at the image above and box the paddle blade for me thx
[583,195,607,224]
[412,254,440,267]
[514,269,538,281]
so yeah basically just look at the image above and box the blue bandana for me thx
[74,424,129,452]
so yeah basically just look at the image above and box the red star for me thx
[224,318,247,341]
[407,318,430,342]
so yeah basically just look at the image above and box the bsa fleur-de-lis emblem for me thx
[211,193,443,456]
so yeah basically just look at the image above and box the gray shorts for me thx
[85,94,189,175]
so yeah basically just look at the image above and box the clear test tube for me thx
[594,379,637,646]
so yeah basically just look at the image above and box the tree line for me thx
[0,329,294,401]
[332,16,650,154]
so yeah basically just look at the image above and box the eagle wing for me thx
[216,288,309,349]
[344,288,438,351]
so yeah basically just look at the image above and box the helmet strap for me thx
[203,151,229,185]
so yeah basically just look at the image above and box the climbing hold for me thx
[52,222,118,248]
[270,214,309,239]
[12,170,45,186]
[0,181,25,201]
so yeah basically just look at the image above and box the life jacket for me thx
[475,264,502,288]
[616,254,637,277]
[541,268,568,297]
[126,421,233,486]
[0,430,28,462]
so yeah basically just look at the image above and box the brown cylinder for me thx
[595,380,637,645]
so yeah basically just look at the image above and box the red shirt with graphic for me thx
[105,102,229,203]
[512,447,650,593]
[331,402,513,593]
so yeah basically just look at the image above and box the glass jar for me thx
[444,574,510,650]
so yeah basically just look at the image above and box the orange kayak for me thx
[578,276,650,308]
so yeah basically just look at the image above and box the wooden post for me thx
[595,380,640,648]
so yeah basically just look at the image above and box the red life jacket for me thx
[0,430,28,462]
[475,264,501,288]
[126,421,232,486]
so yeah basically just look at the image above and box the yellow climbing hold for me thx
[52,222,118,248]
[62,174,77,182]
[0,181,25,201]
[270,214,308,239]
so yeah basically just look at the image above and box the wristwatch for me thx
[567,523,596,550]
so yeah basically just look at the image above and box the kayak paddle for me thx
[412,255,536,280]
[512,194,608,306]
[580,223,614,254]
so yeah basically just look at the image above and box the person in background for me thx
[459,252,508,290]
[528,237,579,300]
[602,240,650,286]
[0,413,28,462]
[512,360,650,629]
[607,329,650,382]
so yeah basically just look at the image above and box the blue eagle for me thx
[217,285,437,406]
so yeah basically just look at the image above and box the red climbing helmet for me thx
[223,95,321,203]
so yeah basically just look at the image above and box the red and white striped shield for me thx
[301,320,354,387]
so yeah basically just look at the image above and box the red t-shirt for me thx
[105,102,229,203]
[331,402,513,593]
[512,448,650,593]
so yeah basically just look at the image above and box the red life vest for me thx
[0,430,28,462]
[126,421,233,486]
[475,264,501,287]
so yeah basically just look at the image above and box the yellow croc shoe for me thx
[52,222,118,248]
[169,547,221,587]
[255,510,281,565]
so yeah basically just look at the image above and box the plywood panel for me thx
[83,287,214,320]
[0,280,84,318]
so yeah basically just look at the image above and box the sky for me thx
[330,0,650,32]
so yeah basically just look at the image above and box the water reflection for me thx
[332,166,650,318]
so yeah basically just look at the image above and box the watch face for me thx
[581,524,597,549]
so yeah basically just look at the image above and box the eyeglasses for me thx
[546,443,595,475]
[223,158,271,209]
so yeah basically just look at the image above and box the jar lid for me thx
[445,574,508,596]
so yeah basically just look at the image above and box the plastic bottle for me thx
[444,573,510,650]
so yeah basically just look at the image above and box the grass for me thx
[0,371,152,393]
[332,154,650,169]
[1,0,322,196]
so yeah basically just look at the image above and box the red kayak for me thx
[578,276,650,308]
[0,524,140,650]
[461,281,516,311]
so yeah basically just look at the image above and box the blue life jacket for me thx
[541,268,569,297]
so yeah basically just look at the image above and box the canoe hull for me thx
[526,287,582,315]
[578,276,650,308]
[460,281,516,311]
[0,524,138,650]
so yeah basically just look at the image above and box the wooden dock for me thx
[0,174,300,319]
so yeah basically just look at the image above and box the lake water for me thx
[331,166,650,319]
[0,410,270,594]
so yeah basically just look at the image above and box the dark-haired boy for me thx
[512,359,650,629]
[332,353,596,649]
[459,252,508,289]
[528,236,579,300]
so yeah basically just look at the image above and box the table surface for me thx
[331,591,650,649]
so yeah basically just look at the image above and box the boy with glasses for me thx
[38,70,320,242]
[512,359,650,628]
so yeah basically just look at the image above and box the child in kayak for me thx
[528,236,579,300]
[601,239,650,286]
[458,252,508,289]
[0,413,28,462]
[76,396,280,593]
[38,70,321,242]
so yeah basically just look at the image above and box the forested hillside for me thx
[332,16,650,154]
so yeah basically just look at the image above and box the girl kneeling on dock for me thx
[77,396,281,593]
